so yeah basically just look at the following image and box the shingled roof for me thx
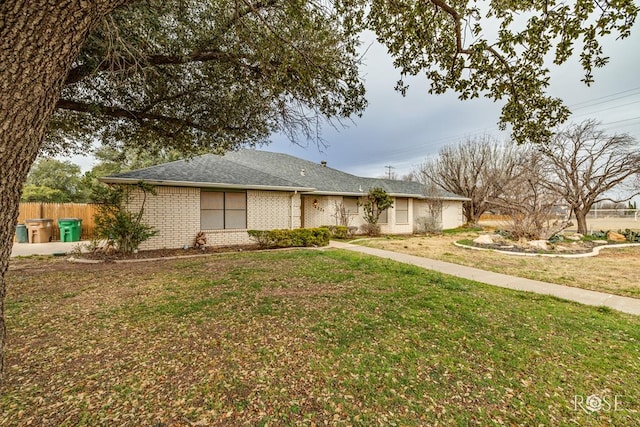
[101,149,467,200]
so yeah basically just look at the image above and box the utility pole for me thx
[385,165,395,179]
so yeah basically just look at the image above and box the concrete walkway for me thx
[10,241,91,257]
[329,240,640,316]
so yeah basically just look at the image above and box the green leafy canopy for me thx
[45,0,367,157]
[43,0,638,156]
[335,0,638,144]
[22,158,95,203]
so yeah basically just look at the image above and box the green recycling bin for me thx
[58,218,82,242]
[15,224,28,243]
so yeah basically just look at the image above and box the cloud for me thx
[270,27,640,178]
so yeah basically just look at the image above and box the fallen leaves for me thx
[2,252,640,425]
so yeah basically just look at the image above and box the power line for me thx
[568,86,640,109]
[601,115,640,126]
[571,100,640,119]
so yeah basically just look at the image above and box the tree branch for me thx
[428,0,521,113]
[65,49,260,85]
[65,0,280,86]
[56,99,240,134]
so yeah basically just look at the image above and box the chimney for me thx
[320,160,327,167]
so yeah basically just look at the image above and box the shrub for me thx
[92,182,158,254]
[360,223,381,237]
[331,201,353,228]
[320,225,349,239]
[246,230,272,247]
[621,229,640,243]
[248,228,330,248]
[494,229,512,239]
[414,215,442,234]
[361,187,393,227]
[547,234,563,243]
[590,230,608,239]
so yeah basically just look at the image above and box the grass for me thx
[3,250,640,425]
[442,226,484,235]
[357,233,640,298]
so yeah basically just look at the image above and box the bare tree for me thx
[539,120,640,235]
[489,148,568,240]
[331,201,353,228]
[415,182,444,233]
[413,136,521,225]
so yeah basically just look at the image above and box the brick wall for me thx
[130,187,303,249]
[248,190,297,229]
[128,186,200,250]
[129,186,464,250]
[302,195,340,227]
[302,195,417,234]
[203,229,254,246]
[413,199,465,230]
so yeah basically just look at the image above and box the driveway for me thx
[10,241,91,257]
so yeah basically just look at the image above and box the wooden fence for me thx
[478,213,513,222]
[15,203,98,241]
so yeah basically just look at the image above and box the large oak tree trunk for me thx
[0,0,131,382]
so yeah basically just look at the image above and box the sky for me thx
[65,24,640,180]
[265,29,640,179]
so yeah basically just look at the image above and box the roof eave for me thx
[303,190,368,196]
[98,177,315,193]
[301,190,469,200]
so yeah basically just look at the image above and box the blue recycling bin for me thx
[15,224,28,243]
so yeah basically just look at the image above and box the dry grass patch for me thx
[358,232,640,298]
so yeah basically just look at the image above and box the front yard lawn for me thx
[357,233,640,298]
[3,249,640,425]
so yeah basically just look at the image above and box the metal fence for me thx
[585,208,638,220]
[15,202,98,241]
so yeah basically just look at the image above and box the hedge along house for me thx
[100,150,468,250]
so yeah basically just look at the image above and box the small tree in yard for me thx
[332,201,352,228]
[489,148,568,240]
[416,183,444,234]
[93,182,158,255]
[361,188,393,236]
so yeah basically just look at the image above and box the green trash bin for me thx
[58,218,82,242]
[15,224,28,243]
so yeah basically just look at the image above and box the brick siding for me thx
[130,185,464,250]
[130,187,303,249]
[128,186,200,250]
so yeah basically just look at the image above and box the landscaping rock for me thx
[565,233,582,241]
[474,234,495,244]
[593,240,609,245]
[607,231,627,242]
[528,240,550,251]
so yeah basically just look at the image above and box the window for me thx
[396,197,409,224]
[378,208,388,224]
[343,197,359,215]
[201,191,247,229]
